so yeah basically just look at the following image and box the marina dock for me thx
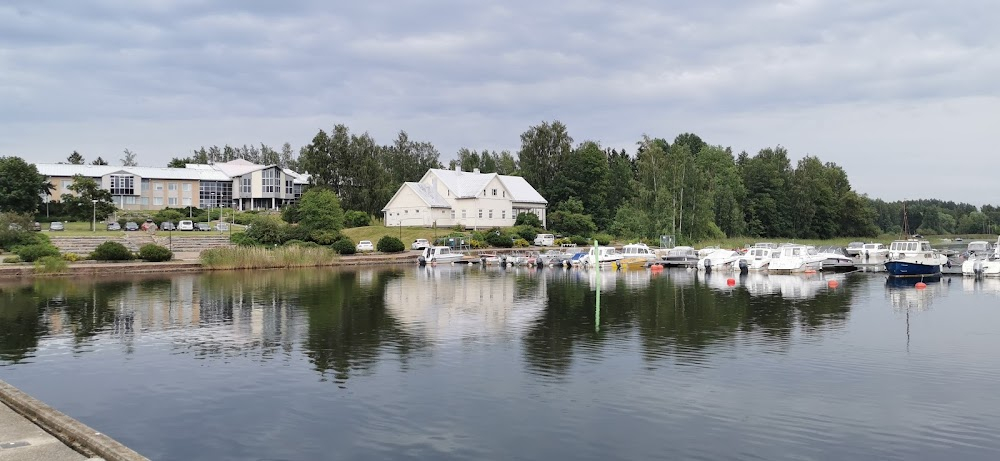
[0,380,147,461]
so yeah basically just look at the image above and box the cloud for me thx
[1,0,998,203]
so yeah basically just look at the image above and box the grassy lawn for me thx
[341,225,447,246]
[42,220,244,238]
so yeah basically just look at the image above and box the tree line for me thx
[4,119,999,242]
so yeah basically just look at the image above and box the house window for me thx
[154,182,163,191]
[262,169,278,193]
[502,210,506,219]
[285,180,292,195]
[183,183,192,192]
[241,177,251,194]
[154,197,164,205]
[492,189,497,196]
[503,191,506,197]
[168,197,177,206]
[141,197,149,205]
[478,209,483,218]
[451,210,456,219]
[61,180,72,190]
[462,210,467,219]
[489,210,493,219]
[125,196,136,205]
[141,179,150,191]
[416,209,419,213]
[168,183,177,191]
[182,198,191,206]
[109,174,134,195]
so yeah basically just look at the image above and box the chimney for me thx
[473,168,480,174]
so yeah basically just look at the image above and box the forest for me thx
[14,120,995,243]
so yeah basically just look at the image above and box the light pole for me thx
[209,192,216,229]
[91,199,98,232]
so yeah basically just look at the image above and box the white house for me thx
[382,167,548,228]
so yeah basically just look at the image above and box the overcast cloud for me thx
[1,0,998,203]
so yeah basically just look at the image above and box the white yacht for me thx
[858,243,889,262]
[962,236,1000,277]
[696,249,741,272]
[579,246,622,266]
[619,243,657,266]
[735,246,780,272]
[660,246,699,267]
[768,245,826,273]
[418,246,465,265]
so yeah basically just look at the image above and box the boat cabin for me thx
[862,243,886,251]
[889,240,932,253]
[666,246,696,257]
[745,247,775,259]
[621,243,654,258]
[967,241,991,254]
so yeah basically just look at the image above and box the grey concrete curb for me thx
[0,380,148,461]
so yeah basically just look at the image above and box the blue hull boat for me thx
[884,260,941,278]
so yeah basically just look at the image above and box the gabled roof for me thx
[497,175,547,204]
[426,168,547,204]
[36,164,231,181]
[382,182,450,211]
[208,159,271,177]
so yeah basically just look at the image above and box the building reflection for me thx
[383,265,546,345]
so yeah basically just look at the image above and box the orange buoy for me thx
[804,269,817,274]
[827,280,839,288]
[726,278,736,286]
[915,282,927,289]
[650,264,663,272]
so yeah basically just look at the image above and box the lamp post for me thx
[209,192,216,230]
[91,199,98,232]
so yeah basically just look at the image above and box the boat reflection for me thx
[960,276,1000,296]
[700,271,847,300]
[884,277,948,313]
[383,265,546,345]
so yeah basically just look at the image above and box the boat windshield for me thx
[921,242,931,251]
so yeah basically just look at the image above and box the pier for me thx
[0,380,147,461]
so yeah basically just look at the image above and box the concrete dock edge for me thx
[0,380,148,461]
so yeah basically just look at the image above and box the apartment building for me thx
[36,159,308,211]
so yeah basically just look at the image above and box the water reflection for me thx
[961,277,1000,296]
[885,277,949,313]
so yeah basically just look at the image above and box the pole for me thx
[92,200,97,232]
[594,239,601,332]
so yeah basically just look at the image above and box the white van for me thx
[533,233,555,246]
[178,220,194,231]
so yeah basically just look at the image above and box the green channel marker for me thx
[595,239,601,332]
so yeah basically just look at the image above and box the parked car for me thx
[160,222,176,231]
[195,223,211,231]
[141,219,158,231]
[214,223,229,231]
[124,221,140,231]
[107,222,121,231]
[49,222,65,231]
[33,222,41,231]
[356,240,375,252]
[533,233,555,246]
[178,220,194,231]
[411,239,430,250]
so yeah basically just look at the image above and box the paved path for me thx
[0,402,88,461]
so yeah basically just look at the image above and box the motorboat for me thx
[697,246,721,258]
[619,243,657,266]
[735,246,779,272]
[845,241,865,257]
[658,246,698,268]
[696,249,740,272]
[964,240,992,257]
[418,246,465,265]
[961,236,1000,278]
[858,243,889,262]
[767,245,826,273]
[884,239,948,279]
[816,247,857,272]
[584,246,623,266]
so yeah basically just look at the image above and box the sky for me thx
[1,0,998,204]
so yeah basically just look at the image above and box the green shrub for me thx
[283,224,312,243]
[513,238,530,248]
[246,216,287,245]
[34,255,68,274]
[91,241,135,261]
[485,229,514,248]
[230,232,256,247]
[138,244,173,262]
[15,243,61,262]
[468,239,488,249]
[331,238,356,255]
[62,252,82,262]
[594,233,613,246]
[513,225,539,243]
[344,210,370,228]
[309,230,341,245]
[515,212,542,227]
[569,235,589,246]
[376,236,405,253]
[3,256,20,264]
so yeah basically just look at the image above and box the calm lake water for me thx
[2,266,999,460]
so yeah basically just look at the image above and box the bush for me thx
[344,210,371,228]
[331,238,356,255]
[3,256,21,264]
[62,252,82,262]
[515,212,542,228]
[91,241,135,261]
[34,255,68,274]
[309,230,341,245]
[485,229,514,248]
[246,216,286,245]
[15,243,61,262]
[282,224,312,243]
[230,232,257,247]
[138,244,173,262]
[569,235,589,246]
[468,239,488,249]
[376,236,405,253]
[594,233,613,246]
[513,238,530,248]
[513,225,539,243]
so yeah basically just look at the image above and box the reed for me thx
[200,246,338,270]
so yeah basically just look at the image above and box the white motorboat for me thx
[858,243,889,262]
[845,241,865,257]
[696,249,740,272]
[962,236,1000,277]
[768,245,826,273]
[735,246,779,272]
[583,246,623,266]
[418,246,465,265]
[660,246,698,267]
[816,248,857,272]
[619,243,657,266]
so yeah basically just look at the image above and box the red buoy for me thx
[650,264,663,272]
[915,282,927,289]
[828,280,839,288]
[726,278,736,286]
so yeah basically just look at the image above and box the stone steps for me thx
[51,235,233,255]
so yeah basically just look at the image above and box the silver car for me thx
[49,222,65,231]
